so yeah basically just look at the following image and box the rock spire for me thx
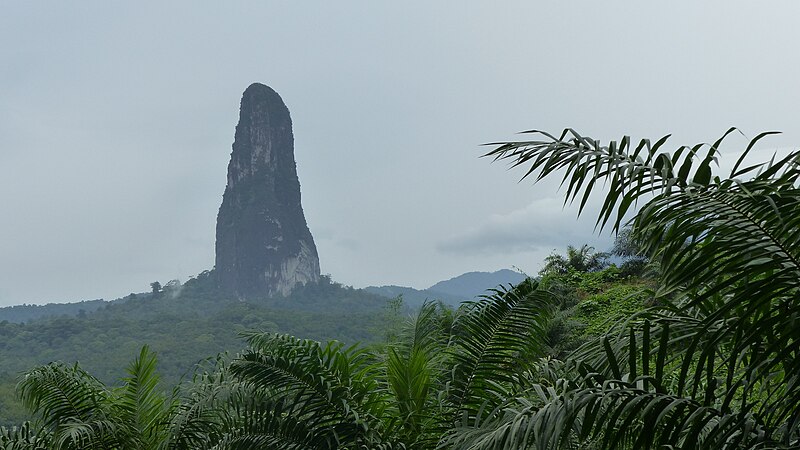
[215,83,320,298]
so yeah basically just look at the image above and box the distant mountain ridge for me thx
[365,269,526,307]
[362,285,461,308]
[0,269,527,323]
[428,269,526,298]
[0,299,108,324]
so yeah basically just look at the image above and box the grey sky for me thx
[1,2,799,306]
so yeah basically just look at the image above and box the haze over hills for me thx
[0,299,107,324]
[0,269,527,323]
[364,269,526,307]
[428,268,526,298]
[0,273,394,426]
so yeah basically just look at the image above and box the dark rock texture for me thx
[215,83,320,298]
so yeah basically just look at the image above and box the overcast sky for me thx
[1,2,799,306]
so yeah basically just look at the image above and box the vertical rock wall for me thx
[215,83,320,298]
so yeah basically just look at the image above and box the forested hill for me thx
[0,264,643,427]
[0,272,391,382]
[0,269,523,323]
[0,272,395,426]
[0,255,655,432]
[0,299,108,323]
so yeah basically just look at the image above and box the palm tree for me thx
[540,244,609,276]
[453,128,800,449]
[15,346,205,450]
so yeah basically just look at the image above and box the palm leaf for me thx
[112,345,173,449]
[384,302,451,448]
[17,362,123,448]
[226,333,391,448]
[0,422,50,450]
[446,278,555,424]
[18,363,107,430]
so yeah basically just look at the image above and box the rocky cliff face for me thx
[215,83,320,298]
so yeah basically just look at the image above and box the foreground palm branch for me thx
[446,279,555,425]
[16,346,182,450]
[18,362,120,449]
[476,128,800,449]
[384,301,451,448]
[219,333,391,449]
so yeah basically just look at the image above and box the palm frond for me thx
[212,394,332,450]
[483,128,787,232]
[50,419,125,449]
[112,345,173,449]
[447,278,556,423]
[0,422,50,450]
[534,373,788,450]
[228,333,390,448]
[17,362,110,433]
[385,302,451,448]
[439,359,574,450]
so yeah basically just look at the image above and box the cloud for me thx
[438,197,610,257]
[335,238,361,251]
